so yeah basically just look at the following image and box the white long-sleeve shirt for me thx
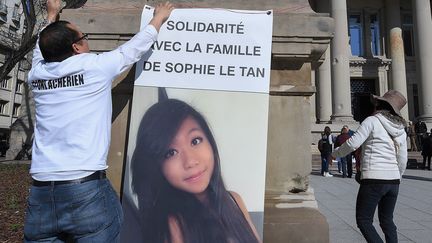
[332,113,407,180]
[28,25,158,181]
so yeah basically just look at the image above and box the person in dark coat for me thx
[416,121,427,150]
[318,126,334,177]
[421,129,432,170]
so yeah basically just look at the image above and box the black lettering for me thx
[78,74,84,85]
[165,62,173,72]
[166,21,246,34]
[222,45,233,54]
[257,68,265,78]
[74,75,79,86]
[215,23,224,33]
[153,41,163,50]
[167,20,174,30]
[66,77,72,87]
[176,21,185,31]
[254,46,261,56]
[237,23,245,34]
[197,22,206,32]
[206,23,214,32]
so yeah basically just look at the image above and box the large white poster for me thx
[122,6,272,243]
[136,6,272,93]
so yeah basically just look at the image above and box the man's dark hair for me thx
[39,20,80,62]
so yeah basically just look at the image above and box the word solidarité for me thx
[166,20,245,34]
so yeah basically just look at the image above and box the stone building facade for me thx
[310,0,432,137]
[0,0,26,154]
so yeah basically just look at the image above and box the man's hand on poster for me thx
[150,2,175,32]
[47,0,62,22]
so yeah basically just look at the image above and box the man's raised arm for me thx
[96,2,174,77]
[32,0,62,67]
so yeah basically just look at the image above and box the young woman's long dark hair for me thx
[131,99,259,243]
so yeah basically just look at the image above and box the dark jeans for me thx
[339,157,347,177]
[423,155,431,170]
[356,183,399,243]
[339,154,352,178]
[321,154,330,175]
[347,154,353,177]
[24,179,123,242]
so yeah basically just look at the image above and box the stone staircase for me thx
[406,151,424,169]
[312,151,425,174]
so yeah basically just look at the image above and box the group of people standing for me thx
[407,120,432,170]
[318,125,354,178]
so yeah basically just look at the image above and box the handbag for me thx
[355,171,361,184]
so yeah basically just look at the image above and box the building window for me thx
[402,14,415,57]
[1,78,9,89]
[0,101,7,115]
[8,26,17,37]
[12,4,20,22]
[0,0,7,16]
[370,14,381,56]
[13,104,20,116]
[349,13,363,56]
[16,80,23,93]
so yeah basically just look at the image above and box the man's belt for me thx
[32,170,106,187]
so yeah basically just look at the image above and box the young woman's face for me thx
[162,116,215,200]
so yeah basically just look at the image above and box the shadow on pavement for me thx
[402,174,432,182]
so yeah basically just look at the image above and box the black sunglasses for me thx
[73,33,89,44]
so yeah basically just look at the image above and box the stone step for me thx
[312,152,426,169]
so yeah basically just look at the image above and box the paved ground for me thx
[311,152,432,243]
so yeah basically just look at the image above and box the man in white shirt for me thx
[24,0,173,242]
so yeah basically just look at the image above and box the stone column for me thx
[314,0,332,124]
[386,0,409,120]
[363,11,373,58]
[330,0,353,122]
[413,0,432,122]
[316,48,332,123]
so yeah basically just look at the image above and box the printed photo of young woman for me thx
[122,98,261,243]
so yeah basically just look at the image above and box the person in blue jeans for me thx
[24,0,173,242]
[334,126,352,178]
[332,90,408,243]
[318,126,334,177]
